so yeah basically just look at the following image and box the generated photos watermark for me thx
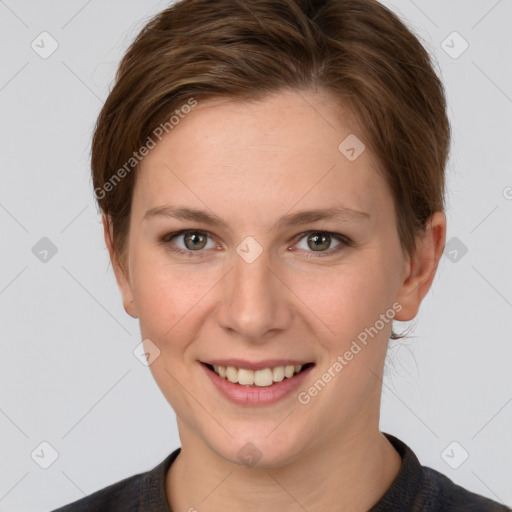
[297,301,403,405]
[94,97,198,200]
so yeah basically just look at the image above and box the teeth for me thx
[238,368,255,385]
[272,366,284,382]
[211,364,305,387]
[284,365,295,378]
[226,366,238,383]
[254,368,273,386]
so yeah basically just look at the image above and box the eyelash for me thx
[160,229,352,259]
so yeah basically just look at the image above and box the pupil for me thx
[186,232,206,250]
[310,232,329,251]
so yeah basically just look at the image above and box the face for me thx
[106,89,444,468]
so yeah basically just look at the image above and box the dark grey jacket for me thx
[50,434,511,511]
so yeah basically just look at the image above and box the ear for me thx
[394,211,446,322]
[102,214,139,319]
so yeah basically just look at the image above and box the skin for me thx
[103,89,446,512]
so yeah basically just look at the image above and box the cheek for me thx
[130,235,398,352]
[293,255,395,346]
[131,259,216,344]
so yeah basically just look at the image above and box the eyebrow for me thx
[143,204,370,230]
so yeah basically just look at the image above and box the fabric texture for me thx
[50,433,510,511]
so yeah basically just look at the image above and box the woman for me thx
[52,0,510,510]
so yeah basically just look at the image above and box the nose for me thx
[216,242,293,342]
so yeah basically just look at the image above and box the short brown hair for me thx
[91,0,451,339]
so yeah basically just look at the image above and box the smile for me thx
[206,363,314,387]
[200,361,315,406]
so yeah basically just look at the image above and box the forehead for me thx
[134,90,392,226]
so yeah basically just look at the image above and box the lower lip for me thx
[201,362,314,406]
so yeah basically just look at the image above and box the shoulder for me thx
[420,465,511,512]
[376,434,510,512]
[50,472,142,512]
[49,448,180,512]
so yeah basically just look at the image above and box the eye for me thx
[293,231,350,258]
[162,230,218,257]
[161,229,351,259]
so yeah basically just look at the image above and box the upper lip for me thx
[202,359,314,371]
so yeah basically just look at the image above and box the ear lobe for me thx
[394,211,446,322]
[102,214,139,319]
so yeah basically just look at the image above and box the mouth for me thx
[201,361,315,388]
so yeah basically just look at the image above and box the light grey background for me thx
[0,1,511,510]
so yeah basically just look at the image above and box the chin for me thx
[209,433,308,470]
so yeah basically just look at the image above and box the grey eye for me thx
[296,232,340,252]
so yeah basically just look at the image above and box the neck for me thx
[166,423,402,512]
